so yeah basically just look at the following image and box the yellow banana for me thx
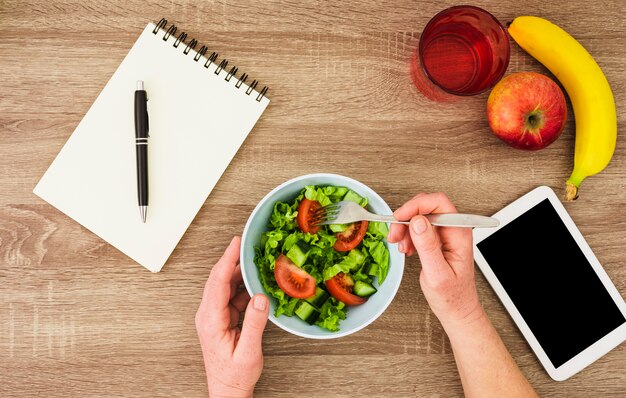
[508,16,617,201]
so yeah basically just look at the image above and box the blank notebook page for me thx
[34,22,269,272]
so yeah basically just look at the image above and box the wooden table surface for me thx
[1,0,625,396]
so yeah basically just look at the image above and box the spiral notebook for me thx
[34,19,270,272]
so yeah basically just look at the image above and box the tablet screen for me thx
[476,199,625,368]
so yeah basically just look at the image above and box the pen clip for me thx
[145,97,150,137]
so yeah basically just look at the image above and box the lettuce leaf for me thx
[323,261,352,281]
[365,240,390,284]
[269,201,298,230]
[376,245,390,284]
[363,231,390,284]
[368,221,389,239]
[322,249,367,281]
[254,246,291,316]
[315,297,346,332]
[304,185,349,206]
[282,229,337,252]
[260,230,285,269]
[352,269,373,284]
[352,259,374,284]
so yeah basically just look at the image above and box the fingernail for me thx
[398,242,405,252]
[254,295,268,311]
[412,217,427,234]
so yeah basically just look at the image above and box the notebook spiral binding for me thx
[153,18,269,102]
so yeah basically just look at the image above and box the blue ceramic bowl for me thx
[240,173,404,339]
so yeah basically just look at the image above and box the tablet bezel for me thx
[472,185,626,381]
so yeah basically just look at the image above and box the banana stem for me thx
[566,170,586,201]
[565,182,579,201]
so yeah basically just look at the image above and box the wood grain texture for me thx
[1,0,625,396]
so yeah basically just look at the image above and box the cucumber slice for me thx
[295,301,321,325]
[305,286,330,309]
[296,240,312,253]
[353,281,377,297]
[286,241,308,267]
[343,190,365,206]
[364,261,379,277]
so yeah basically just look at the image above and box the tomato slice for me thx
[325,273,367,306]
[297,199,321,234]
[333,221,369,252]
[274,254,316,299]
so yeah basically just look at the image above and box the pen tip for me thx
[140,206,147,223]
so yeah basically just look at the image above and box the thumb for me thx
[236,294,270,357]
[409,216,454,284]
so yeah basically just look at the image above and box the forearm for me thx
[442,310,537,398]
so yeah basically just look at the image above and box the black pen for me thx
[134,80,149,223]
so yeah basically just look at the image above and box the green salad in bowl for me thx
[254,185,391,332]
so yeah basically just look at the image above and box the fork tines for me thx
[311,203,341,226]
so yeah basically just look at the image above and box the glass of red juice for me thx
[415,5,510,96]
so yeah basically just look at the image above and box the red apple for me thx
[487,72,567,150]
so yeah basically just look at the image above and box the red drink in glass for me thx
[416,5,510,96]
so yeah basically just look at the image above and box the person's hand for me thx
[195,236,270,398]
[387,193,484,327]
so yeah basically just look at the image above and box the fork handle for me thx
[368,214,499,228]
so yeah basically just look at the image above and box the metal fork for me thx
[313,201,499,228]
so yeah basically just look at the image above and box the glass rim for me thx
[418,5,511,96]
